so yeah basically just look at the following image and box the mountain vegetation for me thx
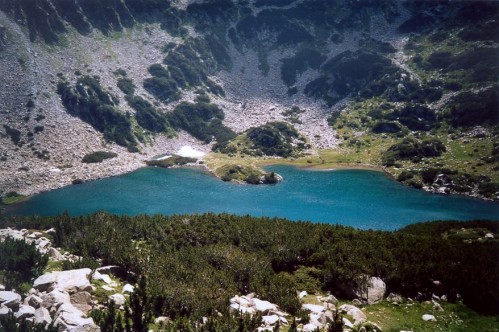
[1,213,498,322]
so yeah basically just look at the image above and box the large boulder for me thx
[14,305,36,321]
[0,305,11,318]
[34,307,52,326]
[253,299,277,313]
[122,284,134,293]
[48,247,64,261]
[25,294,43,308]
[54,303,99,331]
[302,303,325,314]
[55,269,93,293]
[0,291,21,309]
[34,269,93,294]
[108,294,125,306]
[41,289,71,310]
[354,276,386,304]
[70,292,93,314]
[33,272,59,292]
[422,314,437,322]
[338,304,367,325]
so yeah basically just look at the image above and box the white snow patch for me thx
[176,146,205,158]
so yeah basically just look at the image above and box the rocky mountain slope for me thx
[0,0,497,199]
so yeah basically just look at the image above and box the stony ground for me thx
[0,2,412,197]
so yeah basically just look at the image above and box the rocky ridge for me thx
[0,0,414,197]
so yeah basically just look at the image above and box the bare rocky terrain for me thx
[0,0,496,201]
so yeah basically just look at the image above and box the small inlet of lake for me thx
[6,165,498,230]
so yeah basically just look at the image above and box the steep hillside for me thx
[0,0,497,200]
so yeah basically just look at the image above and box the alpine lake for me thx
[7,165,498,230]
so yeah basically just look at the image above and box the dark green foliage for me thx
[117,78,135,95]
[478,181,499,199]
[146,155,196,168]
[393,104,437,131]
[420,168,454,184]
[0,0,183,42]
[125,277,151,332]
[305,50,399,105]
[148,64,169,78]
[125,95,169,133]
[57,76,138,151]
[33,125,44,133]
[235,10,313,48]
[91,300,125,332]
[382,138,446,165]
[143,77,179,102]
[397,170,415,182]
[444,88,499,127]
[113,69,127,77]
[3,125,21,146]
[82,151,118,163]
[281,48,326,86]
[0,236,48,290]
[245,122,304,157]
[372,121,401,134]
[62,255,100,270]
[359,38,396,54]
[168,101,235,144]
[218,165,279,185]
[3,214,499,315]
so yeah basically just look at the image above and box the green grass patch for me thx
[364,301,499,332]
[1,192,27,205]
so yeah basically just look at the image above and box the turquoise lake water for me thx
[7,165,498,230]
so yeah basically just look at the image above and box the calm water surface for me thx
[8,165,498,230]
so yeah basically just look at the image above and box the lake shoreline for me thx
[6,165,498,228]
[3,151,495,205]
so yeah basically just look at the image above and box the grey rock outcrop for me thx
[14,304,36,320]
[71,291,93,314]
[108,293,125,306]
[338,304,367,325]
[0,291,21,309]
[34,307,52,326]
[354,276,386,304]
[34,268,92,294]
[0,305,11,318]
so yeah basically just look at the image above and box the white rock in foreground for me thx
[108,293,126,306]
[422,314,437,322]
[34,268,92,293]
[253,298,277,313]
[0,291,21,308]
[34,307,52,326]
[15,305,36,320]
[123,284,134,293]
[338,304,367,325]
[302,303,325,314]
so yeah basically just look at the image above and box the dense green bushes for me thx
[245,122,305,157]
[126,95,170,133]
[281,48,326,86]
[0,236,48,290]
[57,76,138,151]
[82,151,118,163]
[168,101,235,144]
[2,125,21,146]
[2,213,498,316]
[146,155,196,168]
[382,138,446,166]
[444,88,499,127]
[143,77,179,102]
